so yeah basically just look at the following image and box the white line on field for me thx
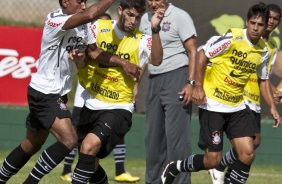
[250,173,282,177]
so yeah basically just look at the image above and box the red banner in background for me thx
[0,26,42,106]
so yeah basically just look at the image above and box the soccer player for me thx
[60,13,140,183]
[0,0,143,183]
[161,3,280,184]
[208,4,281,184]
[69,0,165,183]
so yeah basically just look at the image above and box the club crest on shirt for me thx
[57,98,67,111]
[162,21,171,32]
[212,131,221,145]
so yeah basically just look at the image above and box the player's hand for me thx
[121,61,142,82]
[270,106,281,128]
[69,49,86,68]
[192,85,207,105]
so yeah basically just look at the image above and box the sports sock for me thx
[62,146,78,175]
[72,152,96,184]
[216,148,237,172]
[224,167,232,183]
[23,141,70,184]
[228,160,250,184]
[177,154,205,172]
[0,145,31,183]
[113,144,126,175]
[89,164,108,184]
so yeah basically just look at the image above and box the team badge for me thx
[162,21,171,32]
[57,98,67,110]
[212,131,221,145]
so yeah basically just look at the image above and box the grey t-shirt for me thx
[139,3,197,75]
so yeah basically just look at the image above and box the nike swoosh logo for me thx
[230,70,244,78]
[212,172,218,180]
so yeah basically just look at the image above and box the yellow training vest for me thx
[204,28,268,106]
[243,36,277,105]
[78,19,143,103]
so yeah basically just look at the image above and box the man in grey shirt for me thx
[139,0,197,183]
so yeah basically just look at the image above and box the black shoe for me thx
[161,162,179,184]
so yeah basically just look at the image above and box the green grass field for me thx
[1,150,282,184]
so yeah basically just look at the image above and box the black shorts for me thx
[252,110,261,134]
[76,106,132,159]
[71,106,83,127]
[198,108,255,152]
[26,86,71,130]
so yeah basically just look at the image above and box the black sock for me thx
[89,165,108,184]
[72,153,96,184]
[113,144,126,176]
[224,167,232,183]
[216,148,237,172]
[23,141,70,184]
[228,160,250,184]
[62,147,78,175]
[0,145,31,183]
[179,154,205,172]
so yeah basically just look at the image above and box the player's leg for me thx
[23,117,77,184]
[61,106,82,182]
[161,109,225,184]
[72,109,132,184]
[209,109,260,184]
[208,148,237,184]
[225,109,256,184]
[0,125,48,183]
[23,94,77,184]
[113,139,140,183]
[89,164,108,184]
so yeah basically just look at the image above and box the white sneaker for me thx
[208,169,224,184]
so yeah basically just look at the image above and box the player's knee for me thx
[60,134,78,150]
[80,137,101,155]
[238,150,255,164]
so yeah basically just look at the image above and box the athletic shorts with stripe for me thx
[198,108,256,152]
[76,106,132,158]
[26,86,71,130]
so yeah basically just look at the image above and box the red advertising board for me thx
[0,26,42,106]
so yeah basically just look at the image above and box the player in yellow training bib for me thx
[207,3,282,184]
[70,1,165,184]
[161,3,280,184]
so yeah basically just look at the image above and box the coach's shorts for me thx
[76,106,132,159]
[26,86,71,130]
[198,108,255,152]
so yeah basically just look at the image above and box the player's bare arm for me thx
[63,0,114,30]
[259,78,281,128]
[87,44,142,81]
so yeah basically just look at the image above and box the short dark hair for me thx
[99,13,112,20]
[247,3,269,25]
[59,0,63,7]
[119,0,146,14]
[267,3,281,19]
